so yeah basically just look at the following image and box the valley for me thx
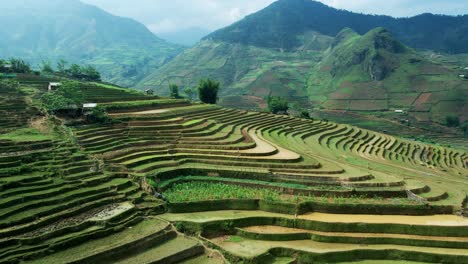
[0,0,467,263]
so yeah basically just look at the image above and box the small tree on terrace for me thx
[267,96,289,114]
[41,81,84,113]
[445,114,460,127]
[9,58,31,73]
[83,65,101,81]
[57,59,67,73]
[198,78,220,104]
[40,60,54,73]
[169,83,179,98]
[184,87,196,101]
[68,64,82,79]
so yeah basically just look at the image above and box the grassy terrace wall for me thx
[4,74,464,263]
[166,198,453,216]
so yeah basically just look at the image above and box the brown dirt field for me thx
[323,100,348,110]
[320,65,332,72]
[410,76,429,92]
[349,86,387,100]
[414,93,432,106]
[349,100,388,111]
[419,63,451,75]
[329,91,352,100]
[299,212,468,226]
[388,92,420,107]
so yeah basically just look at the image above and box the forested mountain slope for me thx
[0,0,183,86]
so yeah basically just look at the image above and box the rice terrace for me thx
[1,0,468,263]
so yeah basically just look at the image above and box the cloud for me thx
[80,0,468,35]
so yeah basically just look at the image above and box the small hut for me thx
[145,89,154,95]
[48,82,62,91]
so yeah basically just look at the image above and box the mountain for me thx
[137,31,333,105]
[0,0,183,86]
[159,27,212,46]
[205,0,468,53]
[139,14,466,126]
[307,28,466,124]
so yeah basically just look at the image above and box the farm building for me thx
[48,82,62,91]
[145,89,154,95]
[83,103,97,109]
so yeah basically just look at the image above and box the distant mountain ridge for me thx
[205,0,468,53]
[140,3,467,126]
[0,0,183,86]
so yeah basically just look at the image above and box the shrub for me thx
[198,78,220,104]
[268,96,289,114]
[86,105,110,123]
[184,87,197,101]
[445,114,460,127]
[41,81,84,112]
[169,83,179,98]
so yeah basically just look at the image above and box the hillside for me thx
[139,26,467,128]
[0,74,467,263]
[308,28,467,124]
[0,0,183,87]
[206,0,468,53]
[137,31,333,101]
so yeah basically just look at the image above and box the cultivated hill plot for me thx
[0,77,467,263]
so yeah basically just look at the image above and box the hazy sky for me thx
[81,0,468,34]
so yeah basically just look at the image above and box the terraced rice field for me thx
[0,76,466,263]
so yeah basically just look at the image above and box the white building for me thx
[48,82,62,91]
[83,103,97,109]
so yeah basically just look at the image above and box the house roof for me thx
[83,103,97,108]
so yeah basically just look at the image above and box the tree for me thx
[300,110,311,119]
[184,87,196,101]
[9,58,31,73]
[169,83,179,98]
[68,64,83,79]
[462,121,468,136]
[41,81,84,112]
[197,78,220,104]
[445,114,460,127]
[83,65,101,81]
[41,60,54,73]
[267,96,289,114]
[86,105,110,123]
[0,79,20,91]
[57,59,68,73]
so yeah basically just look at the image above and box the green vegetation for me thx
[0,0,183,87]
[445,114,460,127]
[198,78,220,104]
[205,0,468,53]
[41,81,84,112]
[268,96,289,114]
[0,128,52,142]
[0,58,32,73]
[64,63,101,82]
[164,182,283,202]
[1,72,467,264]
[169,83,180,98]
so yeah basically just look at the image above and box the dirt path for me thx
[109,109,170,116]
